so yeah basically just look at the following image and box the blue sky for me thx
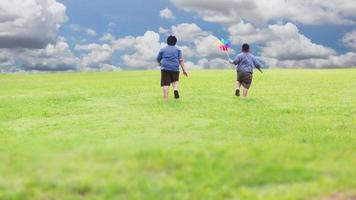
[0,0,355,72]
[59,0,215,33]
[58,0,227,46]
[59,0,353,53]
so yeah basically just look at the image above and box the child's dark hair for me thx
[167,35,177,46]
[242,43,250,52]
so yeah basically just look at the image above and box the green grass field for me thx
[0,69,355,200]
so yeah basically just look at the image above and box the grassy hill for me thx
[0,69,355,200]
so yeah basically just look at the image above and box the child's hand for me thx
[228,59,234,64]
[183,70,188,77]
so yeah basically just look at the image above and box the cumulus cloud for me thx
[264,52,356,68]
[18,38,78,71]
[76,31,162,69]
[75,23,229,70]
[197,58,230,69]
[0,0,120,72]
[75,43,116,70]
[262,39,335,61]
[160,8,176,20]
[121,31,163,68]
[171,0,356,25]
[228,21,270,44]
[0,0,82,72]
[171,0,356,68]
[0,49,16,72]
[342,30,356,49]
[68,24,97,37]
[0,0,67,49]
[112,36,136,50]
[158,27,170,35]
[0,39,78,72]
[194,35,223,58]
[100,33,115,42]
[0,50,13,64]
[171,23,209,41]
[74,20,356,69]
[231,22,347,67]
[258,23,336,60]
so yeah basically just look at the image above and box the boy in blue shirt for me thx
[229,43,263,97]
[157,36,188,101]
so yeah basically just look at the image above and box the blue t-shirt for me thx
[233,53,263,73]
[157,45,182,72]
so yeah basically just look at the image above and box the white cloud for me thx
[121,31,163,68]
[262,39,335,61]
[342,30,356,49]
[177,45,195,58]
[0,0,67,48]
[112,36,136,51]
[0,50,14,65]
[264,52,356,68]
[160,8,176,20]
[0,49,17,72]
[75,43,119,70]
[0,0,85,72]
[69,24,97,37]
[171,0,356,25]
[234,22,350,67]
[18,38,78,71]
[228,21,270,44]
[1,38,78,72]
[76,31,162,69]
[228,22,356,68]
[100,33,115,42]
[158,27,170,35]
[171,23,209,42]
[258,23,336,61]
[169,1,356,68]
[85,29,97,37]
[194,35,223,58]
[197,58,230,69]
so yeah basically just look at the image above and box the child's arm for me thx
[229,55,240,65]
[156,50,163,66]
[178,49,188,77]
[180,59,188,77]
[252,57,263,73]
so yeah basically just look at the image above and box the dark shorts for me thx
[161,70,179,86]
[237,71,253,89]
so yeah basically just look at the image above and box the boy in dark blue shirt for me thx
[229,43,263,97]
[157,36,188,101]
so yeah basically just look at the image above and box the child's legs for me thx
[172,81,179,91]
[162,86,169,101]
[242,86,249,97]
[241,73,252,97]
[236,81,242,90]
[241,80,252,97]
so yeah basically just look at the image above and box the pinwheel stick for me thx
[225,51,232,61]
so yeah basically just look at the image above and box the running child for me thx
[157,35,188,101]
[229,43,263,97]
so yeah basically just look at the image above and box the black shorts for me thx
[161,70,180,86]
[237,71,253,89]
